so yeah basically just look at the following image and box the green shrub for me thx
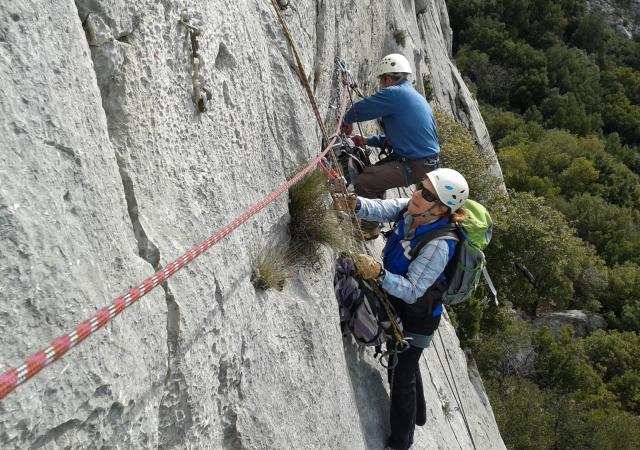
[487,191,606,317]
[393,29,407,47]
[434,109,501,203]
[422,74,434,101]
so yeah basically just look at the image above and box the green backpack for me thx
[410,199,497,306]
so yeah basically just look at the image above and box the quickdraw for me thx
[335,57,365,98]
[179,14,211,113]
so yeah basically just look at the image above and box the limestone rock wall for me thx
[0,0,504,448]
[587,0,640,39]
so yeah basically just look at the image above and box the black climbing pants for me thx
[387,345,426,450]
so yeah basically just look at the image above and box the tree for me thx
[558,157,599,197]
[560,194,640,265]
[485,377,555,450]
[582,330,640,381]
[602,91,640,144]
[571,12,612,57]
[486,191,605,316]
[545,44,601,115]
[540,91,595,134]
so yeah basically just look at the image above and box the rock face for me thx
[0,1,504,449]
[533,310,608,338]
[586,0,640,39]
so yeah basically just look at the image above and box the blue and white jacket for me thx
[344,80,440,160]
[356,197,455,343]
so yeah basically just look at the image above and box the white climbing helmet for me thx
[426,168,469,212]
[376,53,412,77]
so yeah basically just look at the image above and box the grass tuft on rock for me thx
[252,243,297,291]
[393,29,407,47]
[289,169,352,257]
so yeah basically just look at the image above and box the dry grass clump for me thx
[251,243,297,291]
[289,169,353,257]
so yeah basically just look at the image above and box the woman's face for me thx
[407,177,442,216]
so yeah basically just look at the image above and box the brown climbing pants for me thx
[353,157,438,231]
[354,157,438,199]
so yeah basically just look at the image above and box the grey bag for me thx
[334,256,402,346]
[411,225,497,306]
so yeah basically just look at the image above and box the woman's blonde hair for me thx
[451,207,467,223]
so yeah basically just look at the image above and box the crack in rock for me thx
[76,4,194,448]
[43,140,81,165]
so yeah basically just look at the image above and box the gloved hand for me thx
[332,193,357,213]
[341,122,353,135]
[354,254,384,280]
[351,135,366,147]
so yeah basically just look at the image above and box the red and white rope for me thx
[0,84,349,402]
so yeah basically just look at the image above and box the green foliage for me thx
[560,194,640,265]
[485,377,555,450]
[288,169,352,257]
[481,103,545,147]
[455,49,513,105]
[549,394,640,450]
[602,91,640,143]
[486,191,606,316]
[497,129,640,212]
[533,326,608,394]
[608,371,640,414]
[571,12,612,56]
[540,91,597,134]
[448,2,640,446]
[441,398,453,419]
[471,310,640,448]
[393,29,407,47]
[601,263,640,330]
[447,298,483,345]
[558,157,599,197]
[433,109,501,202]
[545,45,601,113]
[605,133,640,173]
[421,74,434,102]
[471,312,536,379]
[582,331,640,381]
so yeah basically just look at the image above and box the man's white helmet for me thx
[376,53,412,77]
[426,168,469,212]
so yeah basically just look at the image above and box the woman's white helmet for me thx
[376,53,412,77]
[426,168,469,212]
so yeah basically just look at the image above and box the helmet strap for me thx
[416,203,439,218]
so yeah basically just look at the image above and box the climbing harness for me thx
[328,136,370,186]
[179,14,211,113]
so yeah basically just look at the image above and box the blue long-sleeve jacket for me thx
[355,197,451,304]
[344,80,440,160]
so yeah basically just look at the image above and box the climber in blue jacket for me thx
[341,53,441,239]
[335,168,469,450]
